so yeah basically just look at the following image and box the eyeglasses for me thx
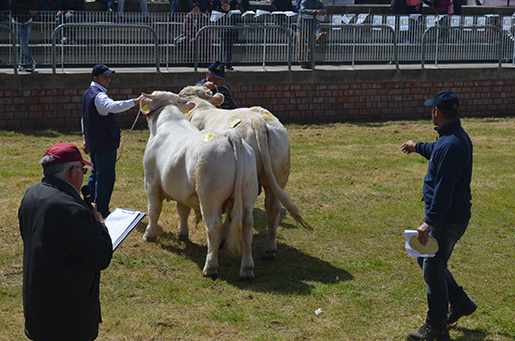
[70,166,88,175]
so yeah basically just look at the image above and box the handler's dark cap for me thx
[91,64,115,78]
[208,61,225,78]
[424,90,460,111]
[41,142,93,167]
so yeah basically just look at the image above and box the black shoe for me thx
[406,323,450,341]
[225,64,234,70]
[447,301,478,325]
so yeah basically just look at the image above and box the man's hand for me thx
[401,140,416,154]
[133,94,144,105]
[81,143,89,155]
[416,222,432,246]
[203,82,217,91]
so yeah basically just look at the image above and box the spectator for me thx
[391,0,407,14]
[230,0,248,12]
[55,0,84,44]
[182,2,211,63]
[10,0,38,72]
[117,0,149,20]
[217,0,239,70]
[401,91,477,341]
[297,0,326,69]
[81,64,143,219]
[96,0,114,11]
[19,142,113,341]
[196,60,238,109]
[170,0,207,17]
[1,0,9,22]
[272,0,293,11]
[271,0,293,26]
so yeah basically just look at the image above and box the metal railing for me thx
[51,23,160,73]
[1,11,514,71]
[421,25,503,68]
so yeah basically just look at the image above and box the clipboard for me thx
[104,208,146,251]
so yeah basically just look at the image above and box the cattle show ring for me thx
[1,62,514,340]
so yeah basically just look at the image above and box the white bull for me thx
[179,86,310,260]
[141,91,259,279]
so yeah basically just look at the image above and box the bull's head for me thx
[140,91,195,118]
[179,86,224,107]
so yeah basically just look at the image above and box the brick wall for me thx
[1,67,514,128]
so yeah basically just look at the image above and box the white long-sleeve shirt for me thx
[90,81,136,116]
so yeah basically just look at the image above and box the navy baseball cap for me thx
[208,61,225,78]
[424,91,460,111]
[91,64,115,78]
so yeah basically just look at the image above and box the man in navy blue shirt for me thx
[401,91,477,341]
[82,64,143,219]
[196,60,238,109]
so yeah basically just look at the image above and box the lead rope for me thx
[116,108,142,162]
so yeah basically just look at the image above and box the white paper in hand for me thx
[404,230,438,257]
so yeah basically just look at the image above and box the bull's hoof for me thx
[239,266,255,280]
[143,232,157,242]
[261,250,277,260]
[202,267,218,279]
[176,233,189,241]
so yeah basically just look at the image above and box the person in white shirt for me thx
[81,64,143,219]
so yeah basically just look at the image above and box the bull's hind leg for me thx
[202,210,223,278]
[176,203,191,240]
[143,191,163,241]
[263,185,281,259]
[240,207,255,280]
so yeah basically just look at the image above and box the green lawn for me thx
[1,117,514,340]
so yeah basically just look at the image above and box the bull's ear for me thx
[212,93,224,106]
[142,93,156,99]
[179,101,196,114]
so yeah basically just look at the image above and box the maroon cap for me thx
[41,142,93,167]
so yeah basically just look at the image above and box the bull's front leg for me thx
[239,208,255,280]
[143,191,163,242]
[262,186,281,259]
[176,202,191,240]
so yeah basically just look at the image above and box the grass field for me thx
[1,117,514,341]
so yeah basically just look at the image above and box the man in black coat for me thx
[19,142,113,341]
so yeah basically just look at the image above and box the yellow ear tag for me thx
[183,109,189,114]
[264,113,276,121]
[230,119,242,128]
[201,132,215,142]
[142,104,149,112]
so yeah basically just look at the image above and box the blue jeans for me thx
[87,150,117,217]
[55,12,80,41]
[417,221,472,327]
[96,0,115,10]
[13,20,35,67]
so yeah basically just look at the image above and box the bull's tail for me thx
[225,130,244,255]
[253,118,312,230]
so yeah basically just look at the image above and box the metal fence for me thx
[1,11,514,71]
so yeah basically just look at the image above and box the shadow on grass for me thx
[150,207,354,295]
[452,326,515,341]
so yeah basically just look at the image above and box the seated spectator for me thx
[55,0,84,44]
[182,2,211,63]
[272,0,293,26]
[117,0,149,19]
[230,0,248,13]
[170,0,207,17]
